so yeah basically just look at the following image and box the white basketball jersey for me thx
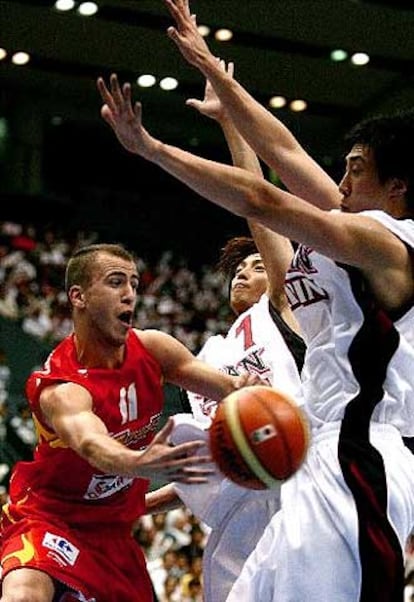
[187,293,304,427]
[228,211,414,602]
[285,209,414,435]
[176,293,305,602]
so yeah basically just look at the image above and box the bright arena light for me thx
[197,24,211,37]
[351,52,370,66]
[289,99,307,112]
[330,49,348,62]
[269,96,287,109]
[159,77,178,91]
[55,0,76,11]
[137,74,157,88]
[215,28,233,42]
[78,2,99,17]
[12,52,30,66]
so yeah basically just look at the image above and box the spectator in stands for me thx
[147,549,181,600]
[159,574,181,602]
[182,576,203,602]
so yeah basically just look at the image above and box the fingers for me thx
[166,25,179,44]
[152,417,175,444]
[184,0,191,17]
[133,101,143,120]
[164,0,183,25]
[169,440,210,460]
[100,105,115,129]
[97,73,134,114]
[122,81,132,105]
[173,470,216,484]
[96,76,109,103]
[97,78,117,122]
[166,460,217,484]
[109,73,126,108]
[185,98,203,111]
[164,0,195,36]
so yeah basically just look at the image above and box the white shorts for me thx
[227,423,414,602]
[170,414,281,602]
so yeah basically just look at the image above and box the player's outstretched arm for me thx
[97,74,402,283]
[97,74,160,160]
[145,483,184,514]
[163,0,340,210]
[39,382,214,484]
[189,60,294,314]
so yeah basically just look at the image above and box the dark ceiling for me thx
[1,0,414,263]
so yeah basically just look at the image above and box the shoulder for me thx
[133,327,169,347]
[197,334,225,356]
[361,210,414,245]
[133,328,188,361]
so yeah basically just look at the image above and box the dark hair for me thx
[216,236,258,279]
[65,243,136,292]
[345,108,414,209]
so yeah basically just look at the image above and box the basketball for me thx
[208,385,310,490]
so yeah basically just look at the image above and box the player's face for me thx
[338,144,391,213]
[230,253,268,315]
[81,252,139,346]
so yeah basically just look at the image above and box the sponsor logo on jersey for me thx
[197,351,273,418]
[84,474,134,500]
[42,532,79,566]
[114,412,162,447]
[286,246,329,309]
[285,274,329,309]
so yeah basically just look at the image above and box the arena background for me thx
[1,0,413,266]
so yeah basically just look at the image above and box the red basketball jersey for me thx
[9,329,164,527]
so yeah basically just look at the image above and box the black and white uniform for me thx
[170,293,305,602]
[227,210,414,602]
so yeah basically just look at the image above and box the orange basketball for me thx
[208,385,310,490]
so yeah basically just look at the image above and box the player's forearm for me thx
[78,432,141,477]
[196,59,339,209]
[197,60,297,166]
[150,140,263,221]
[145,484,183,514]
[220,117,263,177]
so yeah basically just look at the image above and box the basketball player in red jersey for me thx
[0,243,261,602]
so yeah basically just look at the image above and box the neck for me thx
[73,333,125,369]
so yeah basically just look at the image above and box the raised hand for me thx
[97,73,158,159]
[186,60,234,124]
[164,0,215,70]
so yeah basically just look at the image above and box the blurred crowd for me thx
[134,509,208,601]
[0,220,233,351]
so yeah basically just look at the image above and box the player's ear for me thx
[389,177,408,198]
[68,285,85,308]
